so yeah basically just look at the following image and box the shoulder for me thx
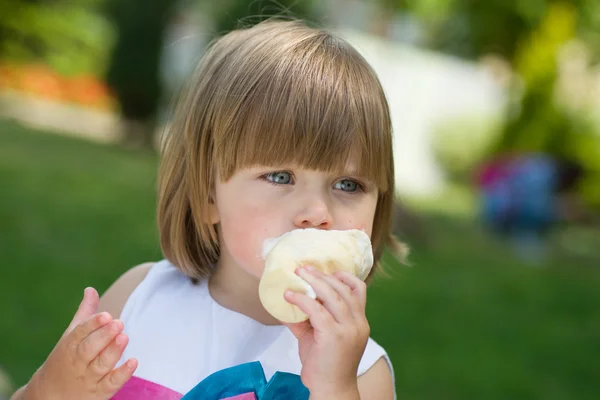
[98,262,154,318]
[357,338,396,400]
[357,357,395,400]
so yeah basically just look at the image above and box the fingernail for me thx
[295,267,305,275]
[98,312,111,325]
[305,265,316,272]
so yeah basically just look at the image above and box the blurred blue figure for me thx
[476,153,583,263]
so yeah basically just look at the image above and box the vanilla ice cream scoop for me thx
[258,228,374,323]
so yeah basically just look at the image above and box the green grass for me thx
[0,120,162,388]
[1,119,599,399]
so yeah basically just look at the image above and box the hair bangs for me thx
[213,34,392,192]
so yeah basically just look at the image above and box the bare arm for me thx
[9,386,26,400]
[309,357,395,400]
[357,357,395,400]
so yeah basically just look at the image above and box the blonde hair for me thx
[157,19,407,281]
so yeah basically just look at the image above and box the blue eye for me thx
[335,179,361,192]
[265,171,293,185]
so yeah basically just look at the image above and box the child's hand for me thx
[284,267,369,398]
[26,288,138,400]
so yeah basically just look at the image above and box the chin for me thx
[230,252,265,280]
[241,265,265,281]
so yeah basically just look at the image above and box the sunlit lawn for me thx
[1,119,598,399]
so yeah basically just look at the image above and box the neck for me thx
[209,254,281,326]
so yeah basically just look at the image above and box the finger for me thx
[296,267,352,323]
[284,289,335,333]
[66,287,100,335]
[99,358,138,395]
[282,320,312,341]
[334,270,368,310]
[68,312,113,348]
[308,268,362,318]
[77,319,124,364]
[88,333,129,380]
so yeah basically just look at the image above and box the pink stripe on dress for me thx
[111,376,183,400]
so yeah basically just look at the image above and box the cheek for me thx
[340,197,378,237]
[219,202,276,276]
[347,219,374,238]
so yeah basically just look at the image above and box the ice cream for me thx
[258,228,374,323]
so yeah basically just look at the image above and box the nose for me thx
[293,195,333,229]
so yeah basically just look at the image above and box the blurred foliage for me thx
[103,0,178,146]
[380,0,600,61]
[496,3,576,156]
[208,0,319,35]
[514,2,575,87]
[432,114,504,182]
[0,63,116,109]
[104,0,318,146]
[0,0,114,77]
[382,0,600,208]
[0,0,320,147]
[497,3,600,207]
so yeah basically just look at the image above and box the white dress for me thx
[113,260,395,399]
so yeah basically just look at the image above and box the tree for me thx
[104,0,179,148]
[0,0,113,77]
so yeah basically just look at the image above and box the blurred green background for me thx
[1,0,599,399]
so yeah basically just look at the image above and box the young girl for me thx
[12,19,405,400]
